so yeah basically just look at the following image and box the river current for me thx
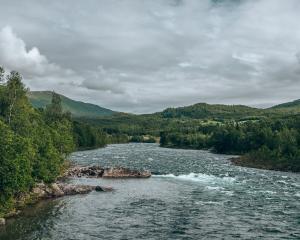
[0,143,299,239]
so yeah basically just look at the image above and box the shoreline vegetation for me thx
[229,156,298,172]
[159,144,300,173]
[0,68,75,219]
[159,118,300,173]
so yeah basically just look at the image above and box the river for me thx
[0,143,299,239]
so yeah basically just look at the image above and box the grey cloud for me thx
[80,66,125,94]
[0,0,300,113]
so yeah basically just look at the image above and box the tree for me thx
[0,120,34,213]
[0,66,4,82]
[45,92,63,123]
[1,71,33,136]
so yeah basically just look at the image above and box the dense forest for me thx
[0,67,75,216]
[160,117,300,172]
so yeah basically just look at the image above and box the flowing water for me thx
[1,143,299,239]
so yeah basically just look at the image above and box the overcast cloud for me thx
[0,0,299,113]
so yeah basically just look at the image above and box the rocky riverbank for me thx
[0,182,112,225]
[31,182,113,199]
[0,165,151,226]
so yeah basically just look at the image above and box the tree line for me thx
[160,117,300,172]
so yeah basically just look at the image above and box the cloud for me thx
[296,52,300,64]
[0,26,59,76]
[81,66,125,94]
[0,0,300,113]
[0,26,122,103]
[0,25,83,91]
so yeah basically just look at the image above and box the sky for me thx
[0,0,299,113]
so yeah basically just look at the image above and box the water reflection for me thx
[0,199,64,240]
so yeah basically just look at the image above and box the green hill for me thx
[28,91,116,118]
[28,90,300,122]
[160,103,266,120]
[270,99,300,110]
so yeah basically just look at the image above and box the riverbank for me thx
[0,183,102,226]
[230,156,274,171]
[160,144,300,173]
[0,165,151,225]
[230,156,299,172]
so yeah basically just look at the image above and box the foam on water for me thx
[205,186,224,191]
[154,172,236,184]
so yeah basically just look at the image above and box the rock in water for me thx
[50,183,65,197]
[64,166,104,178]
[65,166,151,178]
[102,167,151,178]
[32,183,47,198]
[0,218,5,226]
[56,184,95,196]
[95,186,104,192]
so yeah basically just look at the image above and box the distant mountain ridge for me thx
[28,91,116,118]
[28,91,300,120]
[270,99,300,109]
[160,102,265,120]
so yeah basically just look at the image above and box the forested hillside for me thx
[270,99,300,111]
[161,103,264,120]
[28,91,116,118]
[80,99,299,138]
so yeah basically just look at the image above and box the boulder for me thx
[0,218,5,226]
[101,186,114,191]
[50,183,64,197]
[32,184,47,198]
[102,167,151,178]
[64,166,104,178]
[95,186,104,192]
[4,210,21,218]
[58,183,95,196]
